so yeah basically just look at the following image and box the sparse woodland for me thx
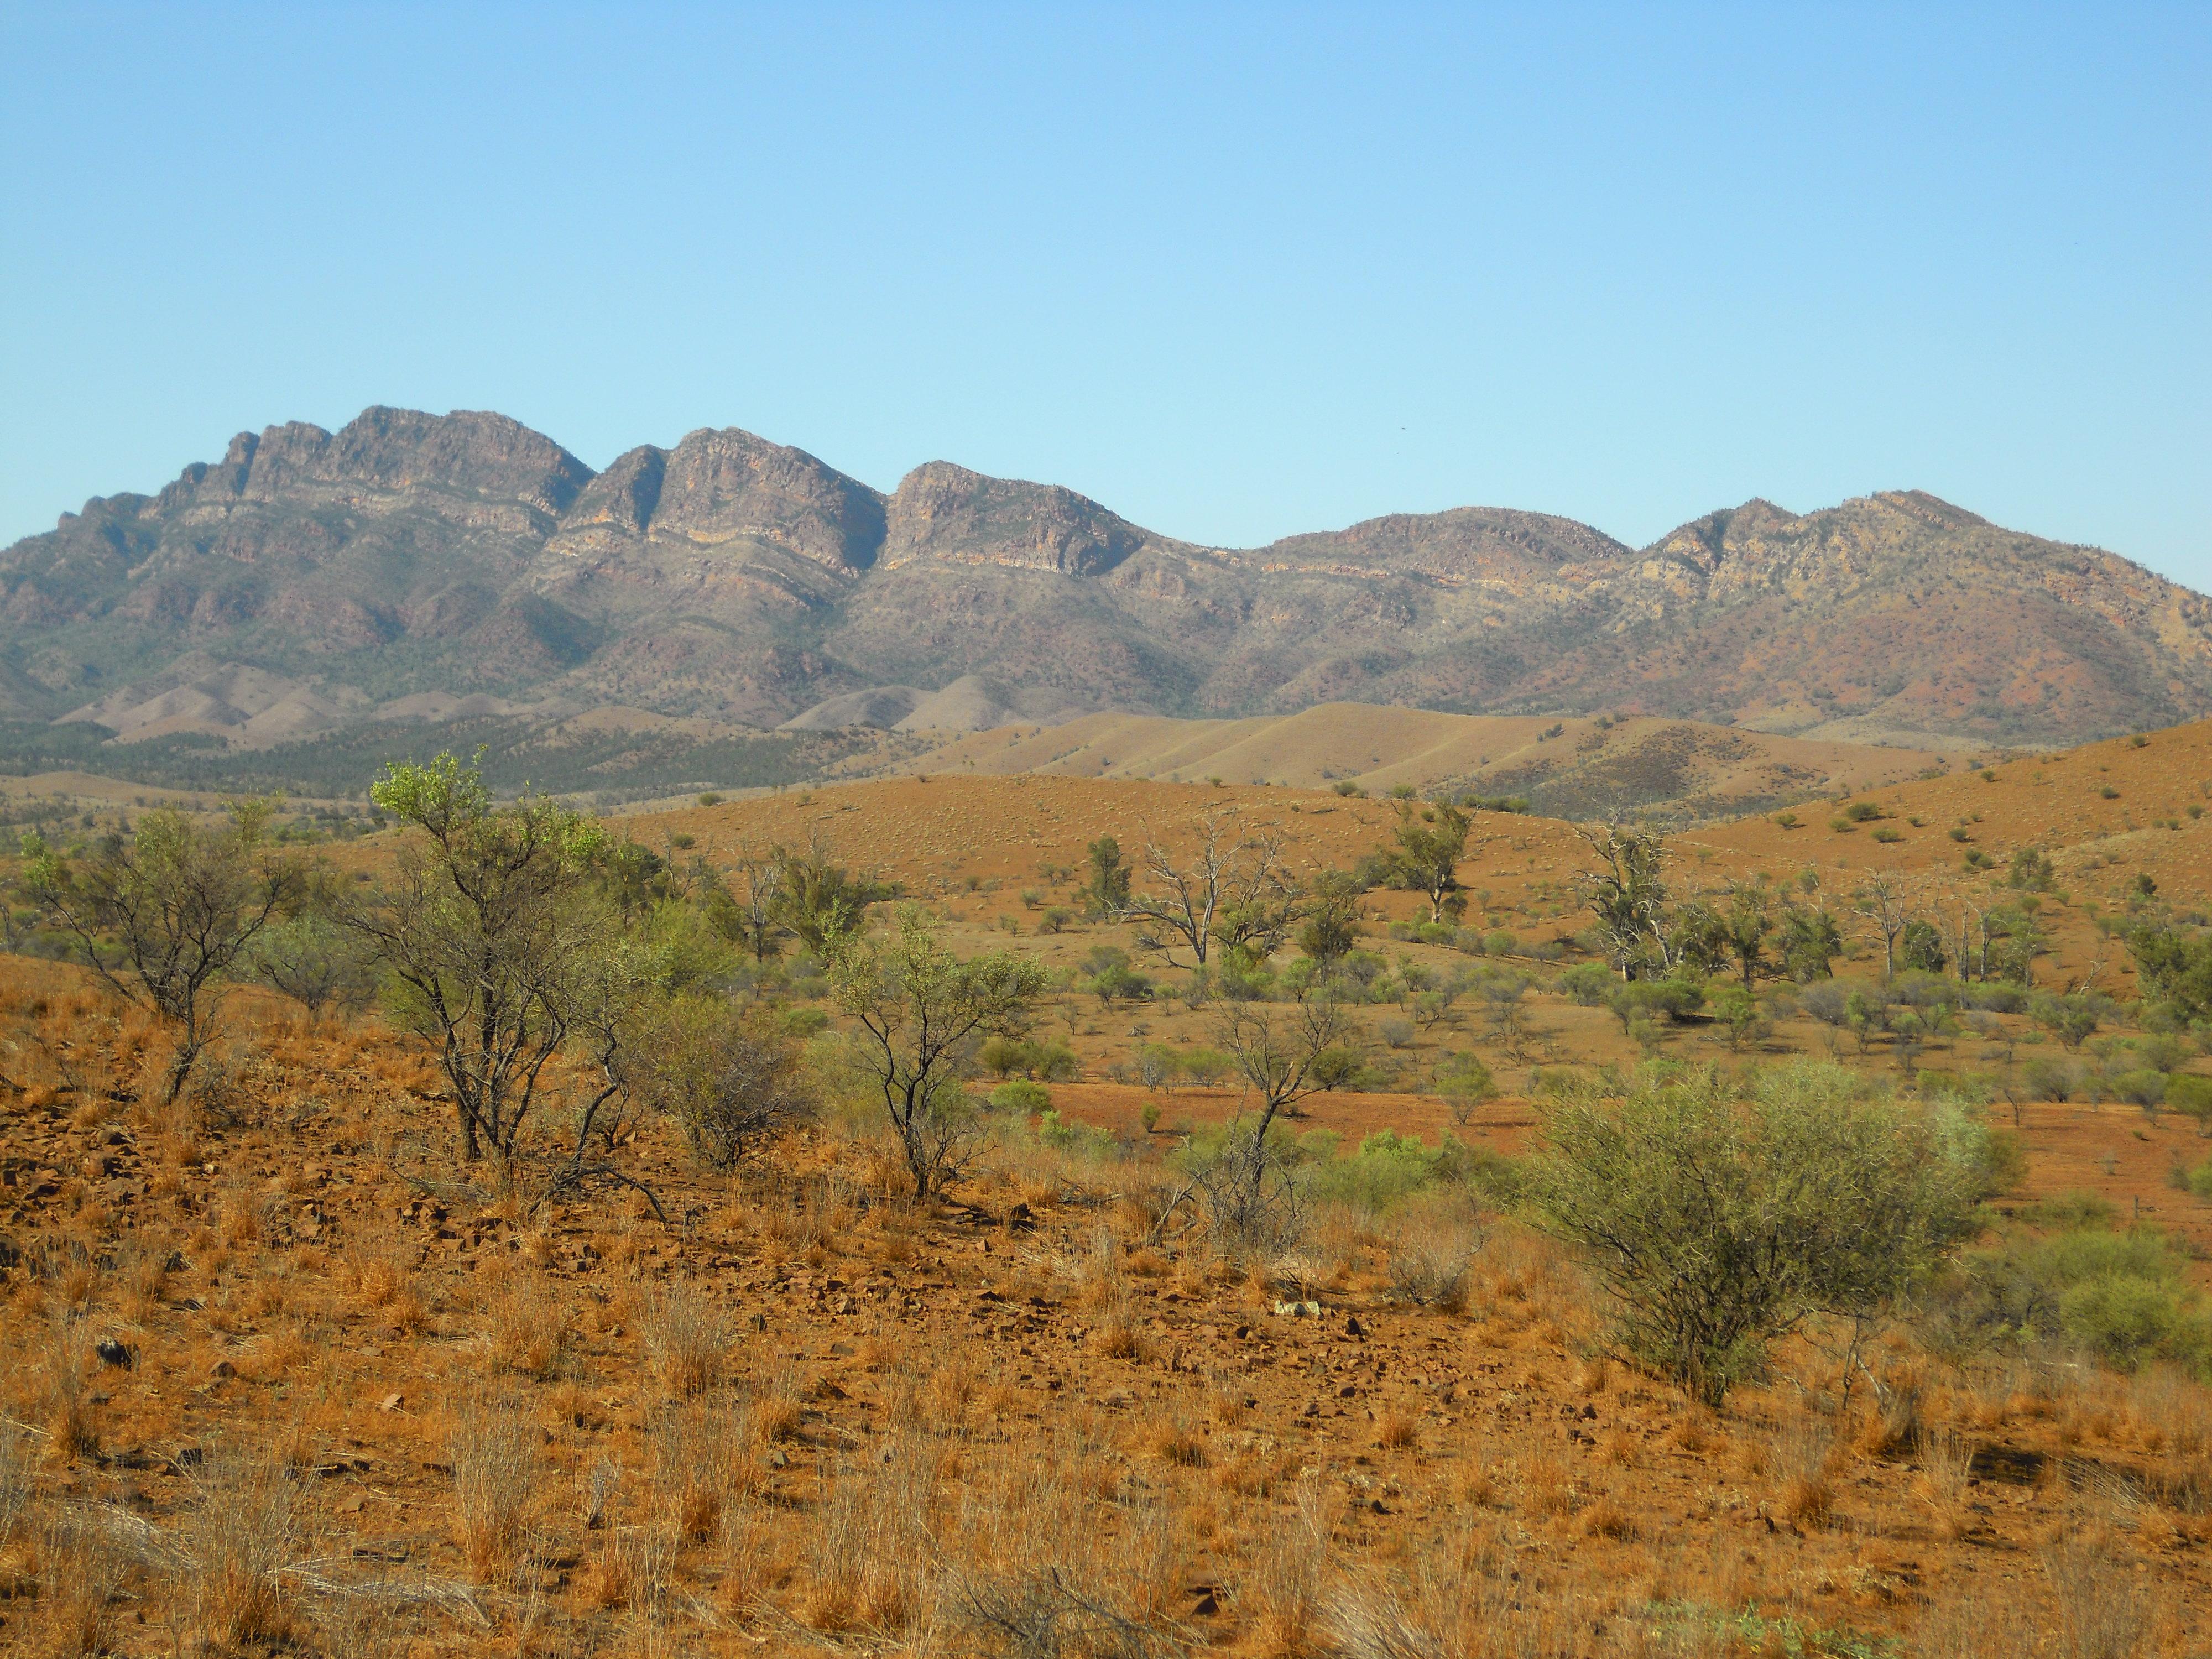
[1,723,2210,1658]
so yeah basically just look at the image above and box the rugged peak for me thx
[587,427,886,571]
[884,462,1153,575]
[217,408,594,517]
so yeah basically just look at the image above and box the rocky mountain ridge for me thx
[4,405,2207,748]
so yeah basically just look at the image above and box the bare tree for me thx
[1123,813,1300,967]
[1202,988,1352,1239]
[19,800,304,1103]
[724,842,784,962]
[1851,877,1913,983]
[1573,822,1670,979]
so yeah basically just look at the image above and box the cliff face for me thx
[4,406,2206,747]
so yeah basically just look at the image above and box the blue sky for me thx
[3,4,2206,587]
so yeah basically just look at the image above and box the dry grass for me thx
[2045,1537,2153,1658]
[34,1511,126,1657]
[182,1446,298,1647]
[642,1280,728,1397]
[1914,1425,1977,1539]
[487,1270,566,1379]
[1250,1478,1334,1656]
[448,1402,540,1583]
[2,915,2212,1654]
[1770,1417,1840,1530]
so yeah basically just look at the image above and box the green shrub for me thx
[1558,963,1615,1006]
[2109,1069,2167,1109]
[1035,1108,1116,1157]
[1939,1213,2212,1375]
[2166,1072,2212,1126]
[1435,1051,1498,1123]
[781,1005,830,1038]
[1604,978,1704,1031]
[989,1078,1052,1115]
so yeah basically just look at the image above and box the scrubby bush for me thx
[1527,1062,1982,1405]
[636,1000,813,1172]
[1604,979,1704,1031]
[1557,963,1614,1006]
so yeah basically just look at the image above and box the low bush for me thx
[988,1078,1051,1115]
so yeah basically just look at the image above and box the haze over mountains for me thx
[3,406,2208,759]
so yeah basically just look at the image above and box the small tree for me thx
[19,802,303,1103]
[244,870,377,1018]
[1389,800,1472,924]
[724,843,785,962]
[1296,869,1365,964]
[347,755,610,1165]
[1436,1051,1498,1125]
[1718,883,1774,989]
[1526,1062,1979,1406]
[772,837,889,953]
[1853,876,1913,982]
[828,908,1048,1197]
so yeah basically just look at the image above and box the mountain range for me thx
[3,405,2207,753]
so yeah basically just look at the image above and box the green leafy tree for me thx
[771,837,890,953]
[2031,992,2101,1051]
[1296,869,1365,964]
[2128,924,2212,1025]
[1527,1063,1980,1405]
[828,909,1049,1197]
[1388,800,1472,924]
[1779,907,1844,983]
[19,800,304,1103]
[1084,835,1132,917]
[1900,919,1948,975]
[1436,1051,1498,1124]
[1718,884,1776,988]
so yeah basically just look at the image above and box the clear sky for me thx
[3,4,2206,588]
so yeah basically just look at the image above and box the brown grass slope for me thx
[905,703,1965,822]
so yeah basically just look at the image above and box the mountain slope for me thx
[3,407,2205,749]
